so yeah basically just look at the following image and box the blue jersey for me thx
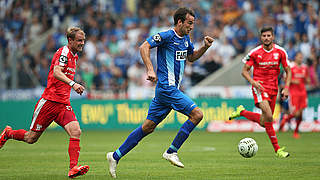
[147,29,194,89]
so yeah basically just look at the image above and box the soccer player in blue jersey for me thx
[106,7,214,178]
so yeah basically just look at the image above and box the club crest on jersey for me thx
[184,41,188,47]
[153,34,161,42]
[59,55,68,64]
[273,53,279,60]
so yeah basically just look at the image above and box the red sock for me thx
[7,129,27,141]
[69,138,80,169]
[279,114,289,131]
[240,110,261,124]
[265,122,280,152]
[294,118,302,134]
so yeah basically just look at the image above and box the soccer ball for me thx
[238,137,258,158]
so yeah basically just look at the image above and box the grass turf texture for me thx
[0,130,319,180]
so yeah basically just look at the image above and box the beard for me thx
[263,41,272,47]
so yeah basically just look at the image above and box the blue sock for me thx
[167,120,196,154]
[113,126,146,161]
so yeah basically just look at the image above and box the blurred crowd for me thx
[1,0,320,98]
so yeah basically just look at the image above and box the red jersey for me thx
[42,46,78,104]
[242,44,289,95]
[289,62,308,96]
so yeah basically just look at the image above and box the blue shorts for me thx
[146,85,197,124]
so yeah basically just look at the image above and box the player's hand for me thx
[146,70,157,83]
[281,87,289,100]
[204,36,214,48]
[73,83,85,95]
[252,80,264,93]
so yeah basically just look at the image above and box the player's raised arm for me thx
[187,36,214,62]
[139,41,157,82]
[53,65,85,95]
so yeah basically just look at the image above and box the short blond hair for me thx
[66,27,85,41]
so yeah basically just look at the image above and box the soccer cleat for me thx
[68,165,89,178]
[106,152,117,178]
[162,151,184,168]
[276,147,290,158]
[229,105,245,120]
[0,126,12,149]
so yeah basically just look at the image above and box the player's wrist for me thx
[68,80,76,87]
[284,85,289,89]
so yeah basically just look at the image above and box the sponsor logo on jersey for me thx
[153,34,161,42]
[259,61,278,66]
[176,50,187,61]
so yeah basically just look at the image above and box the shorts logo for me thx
[66,106,72,111]
[153,34,161,42]
[36,124,42,131]
[176,50,187,61]
[263,92,269,98]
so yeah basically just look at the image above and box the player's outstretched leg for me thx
[0,126,12,149]
[230,105,262,125]
[68,165,89,178]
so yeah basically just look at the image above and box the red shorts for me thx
[289,94,307,113]
[252,88,277,114]
[30,98,77,132]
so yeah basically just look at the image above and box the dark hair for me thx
[173,7,195,25]
[260,26,274,35]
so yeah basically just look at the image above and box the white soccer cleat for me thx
[162,151,184,168]
[106,152,117,178]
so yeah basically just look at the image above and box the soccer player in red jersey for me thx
[0,27,89,178]
[279,52,310,138]
[229,27,291,158]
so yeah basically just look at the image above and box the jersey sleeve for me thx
[280,49,289,68]
[53,47,68,67]
[146,31,172,48]
[242,51,254,66]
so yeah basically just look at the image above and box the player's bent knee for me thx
[70,128,81,138]
[142,122,156,134]
[190,109,203,123]
[142,125,156,134]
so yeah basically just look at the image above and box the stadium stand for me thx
[1,0,319,99]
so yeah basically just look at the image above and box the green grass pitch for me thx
[0,130,319,180]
